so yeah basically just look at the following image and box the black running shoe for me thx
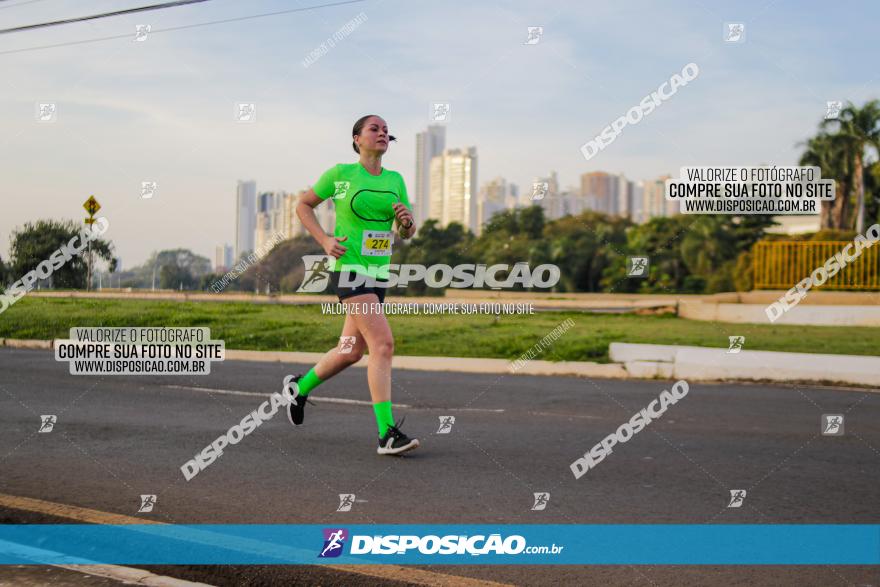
[377,417,420,455]
[283,374,314,426]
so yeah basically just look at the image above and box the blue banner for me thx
[0,524,877,565]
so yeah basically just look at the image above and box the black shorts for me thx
[330,270,388,303]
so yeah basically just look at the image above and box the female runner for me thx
[289,114,419,455]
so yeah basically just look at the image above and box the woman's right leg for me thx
[293,312,366,397]
[309,312,367,383]
[286,312,365,425]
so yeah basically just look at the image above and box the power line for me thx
[0,0,366,55]
[0,0,53,9]
[0,0,213,34]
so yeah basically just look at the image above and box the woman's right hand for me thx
[322,234,348,258]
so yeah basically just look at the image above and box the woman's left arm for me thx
[392,202,416,239]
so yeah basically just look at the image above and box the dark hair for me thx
[352,114,396,153]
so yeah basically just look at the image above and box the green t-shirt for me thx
[313,162,411,278]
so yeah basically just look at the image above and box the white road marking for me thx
[161,385,412,408]
[528,411,602,420]
[160,385,506,412]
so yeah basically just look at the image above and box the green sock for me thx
[373,401,394,437]
[296,368,323,397]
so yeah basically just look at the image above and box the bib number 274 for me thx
[361,231,393,256]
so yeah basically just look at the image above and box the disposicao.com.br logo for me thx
[297,255,561,292]
[318,529,563,557]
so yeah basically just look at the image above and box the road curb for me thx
[222,350,627,379]
[3,338,52,349]
[0,493,509,587]
[55,564,214,587]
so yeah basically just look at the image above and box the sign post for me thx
[82,196,101,291]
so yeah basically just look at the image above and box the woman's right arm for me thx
[296,188,348,258]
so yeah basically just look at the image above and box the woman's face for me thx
[355,116,389,154]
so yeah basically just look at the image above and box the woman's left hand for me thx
[392,202,413,229]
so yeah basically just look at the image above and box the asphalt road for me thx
[0,348,878,586]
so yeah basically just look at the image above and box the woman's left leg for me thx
[346,295,419,454]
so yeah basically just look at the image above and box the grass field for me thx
[2,297,878,362]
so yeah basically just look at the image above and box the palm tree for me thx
[822,100,880,232]
[799,132,853,229]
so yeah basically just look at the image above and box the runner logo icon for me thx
[298,255,335,293]
[141,181,157,199]
[523,26,543,45]
[825,100,843,120]
[724,23,745,43]
[436,416,455,434]
[531,182,548,201]
[727,489,746,508]
[338,336,356,354]
[727,336,745,353]
[337,494,355,512]
[333,181,350,199]
[138,494,156,513]
[627,256,649,277]
[38,415,57,433]
[531,492,550,511]
[319,528,348,558]
[822,414,844,435]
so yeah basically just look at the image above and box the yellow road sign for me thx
[83,195,101,216]
[84,218,96,224]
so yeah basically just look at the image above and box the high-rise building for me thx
[477,177,516,233]
[255,191,292,252]
[415,125,446,221]
[429,147,478,232]
[630,181,645,223]
[235,180,256,261]
[560,187,588,218]
[664,176,679,217]
[580,171,620,215]
[531,171,562,219]
[279,192,297,240]
[214,244,233,273]
[641,175,675,220]
[617,173,633,220]
[507,183,521,210]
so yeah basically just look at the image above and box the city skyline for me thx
[1,0,874,268]
[220,136,685,272]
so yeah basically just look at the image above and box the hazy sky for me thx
[1,0,876,268]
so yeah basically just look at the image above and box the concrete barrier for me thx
[679,299,880,326]
[622,360,674,379]
[609,343,678,363]
[611,342,880,387]
[673,347,880,386]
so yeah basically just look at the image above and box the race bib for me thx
[361,231,393,257]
